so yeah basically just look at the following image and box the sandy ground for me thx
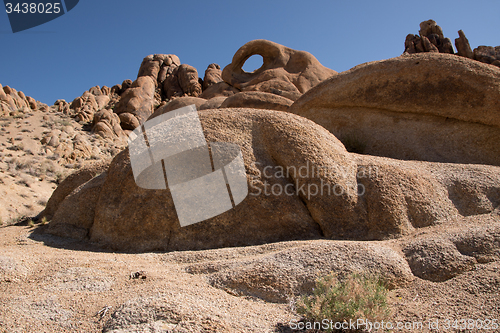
[0,223,499,333]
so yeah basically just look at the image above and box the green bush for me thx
[297,273,390,332]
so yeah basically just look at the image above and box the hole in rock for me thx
[242,55,264,73]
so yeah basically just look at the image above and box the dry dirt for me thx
[0,223,499,333]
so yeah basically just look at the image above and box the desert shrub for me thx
[297,273,390,332]
[55,119,72,127]
[40,217,48,225]
[7,143,24,151]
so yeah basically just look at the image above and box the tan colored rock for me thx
[54,99,70,114]
[71,133,93,159]
[38,160,110,220]
[26,96,37,110]
[455,30,473,59]
[121,79,133,92]
[47,173,108,240]
[402,215,500,281]
[163,66,184,99]
[419,19,444,39]
[203,63,223,90]
[404,20,454,55]
[220,91,293,111]
[177,64,202,97]
[289,53,500,166]
[149,97,207,119]
[421,35,439,52]
[111,84,122,95]
[92,109,125,139]
[3,85,29,110]
[73,91,99,122]
[473,45,500,67]
[89,86,102,96]
[199,81,239,100]
[0,83,7,100]
[95,95,110,110]
[222,40,336,100]
[101,86,111,95]
[118,112,140,130]
[114,54,181,125]
[46,108,500,252]
[199,96,227,110]
[0,83,16,114]
[113,76,156,124]
[190,241,414,302]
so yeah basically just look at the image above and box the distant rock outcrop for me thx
[222,39,337,101]
[0,83,43,116]
[55,40,336,140]
[404,20,500,68]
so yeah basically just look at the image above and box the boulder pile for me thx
[404,19,500,68]
[0,83,42,116]
[58,40,336,140]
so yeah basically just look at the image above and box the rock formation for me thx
[44,108,500,253]
[202,63,223,90]
[221,39,337,103]
[55,40,336,141]
[0,83,42,116]
[404,20,500,68]
[289,52,500,166]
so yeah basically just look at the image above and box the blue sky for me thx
[1,0,499,105]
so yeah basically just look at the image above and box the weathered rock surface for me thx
[202,63,224,90]
[455,29,473,59]
[220,91,293,111]
[92,109,126,140]
[222,39,336,101]
[0,83,41,115]
[113,76,156,126]
[402,215,500,282]
[289,52,500,166]
[404,20,500,68]
[150,97,207,118]
[187,241,414,302]
[199,81,240,100]
[53,41,335,138]
[40,160,110,220]
[46,108,500,253]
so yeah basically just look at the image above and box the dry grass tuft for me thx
[297,273,390,332]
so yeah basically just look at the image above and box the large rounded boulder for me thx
[289,53,500,166]
[46,108,500,252]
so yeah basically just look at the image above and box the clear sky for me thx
[1,0,499,105]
